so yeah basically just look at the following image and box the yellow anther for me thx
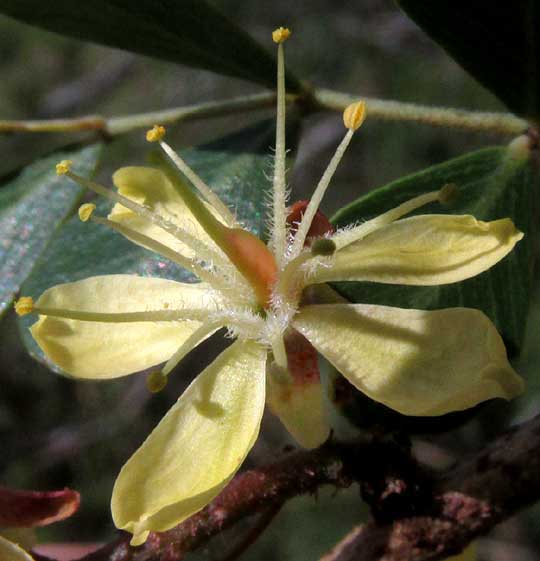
[146,370,168,393]
[438,183,459,205]
[15,296,34,316]
[343,101,367,131]
[146,125,166,143]
[78,203,96,222]
[272,27,291,44]
[56,160,73,175]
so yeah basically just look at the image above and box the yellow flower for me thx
[0,536,35,561]
[17,30,524,546]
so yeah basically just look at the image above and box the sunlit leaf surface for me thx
[0,144,101,318]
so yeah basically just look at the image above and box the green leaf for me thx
[397,0,540,119]
[18,119,292,368]
[331,141,537,357]
[0,0,300,91]
[0,144,102,318]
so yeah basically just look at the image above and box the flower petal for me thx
[267,330,330,449]
[109,167,223,259]
[0,486,79,527]
[314,214,523,285]
[267,374,329,449]
[294,304,524,416]
[31,275,222,378]
[112,339,267,546]
[0,536,34,561]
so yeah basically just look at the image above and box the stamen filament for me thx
[289,129,354,260]
[159,140,237,227]
[272,335,288,370]
[275,251,314,303]
[32,305,211,323]
[64,170,224,266]
[270,39,289,268]
[161,321,223,376]
[331,189,444,249]
[90,214,220,288]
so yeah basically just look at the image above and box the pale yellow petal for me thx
[109,167,224,259]
[266,368,330,449]
[0,536,35,561]
[30,275,222,378]
[112,340,267,545]
[314,214,523,285]
[293,304,524,416]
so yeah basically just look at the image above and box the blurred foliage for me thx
[0,0,301,91]
[0,1,538,560]
[398,0,540,119]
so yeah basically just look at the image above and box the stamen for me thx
[155,131,237,227]
[270,28,290,268]
[438,183,459,205]
[78,203,96,222]
[59,164,225,267]
[343,101,367,131]
[274,251,314,305]
[148,151,278,307]
[161,321,222,377]
[88,213,220,286]
[14,296,34,316]
[56,160,72,175]
[146,370,168,393]
[268,361,293,385]
[146,125,166,143]
[288,128,355,259]
[30,305,211,323]
[271,335,288,370]
[272,27,291,44]
[311,238,336,256]
[331,188,446,249]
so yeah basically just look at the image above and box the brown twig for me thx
[77,436,410,561]
[39,414,540,561]
[320,414,540,561]
[219,502,284,561]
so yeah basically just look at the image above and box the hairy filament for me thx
[63,170,226,267]
[275,250,314,304]
[161,321,223,376]
[32,306,212,323]
[288,129,354,260]
[90,215,223,287]
[330,188,446,249]
[159,140,237,227]
[271,335,288,370]
[270,39,289,268]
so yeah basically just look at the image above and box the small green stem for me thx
[313,88,528,136]
[0,88,528,138]
[0,93,278,136]
[107,92,278,135]
[0,116,106,133]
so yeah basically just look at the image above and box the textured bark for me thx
[320,414,540,561]
[40,414,540,561]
